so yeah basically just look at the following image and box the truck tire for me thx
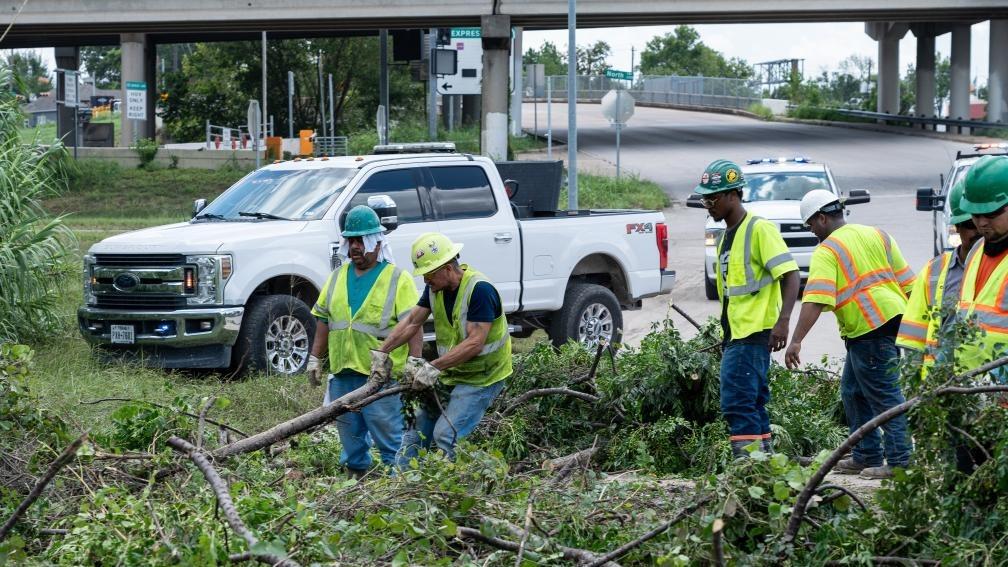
[704,266,719,301]
[549,283,622,349]
[232,294,315,377]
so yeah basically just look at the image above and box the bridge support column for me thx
[915,32,936,118]
[480,14,511,160]
[120,33,155,144]
[54,47,79,147]
[510,26,523,137]
[949,24,971,121]
[989,20,1008,123]
[866,22,908,114]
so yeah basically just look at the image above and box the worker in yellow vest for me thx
[897,181,981,372]
[955,155,1008,391]
[693,159,800,457]
[785,190,915,479]
[378,232,512,465]
[307,205,421,476]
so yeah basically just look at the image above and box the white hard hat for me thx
[800,189,842,223]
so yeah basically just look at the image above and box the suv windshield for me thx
[743,171,832,202]
[197,167,356,221]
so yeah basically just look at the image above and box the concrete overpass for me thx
[7,0,1007,155]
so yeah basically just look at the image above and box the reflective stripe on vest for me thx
[926,253,951,306]
[723,216,775,297]
[821,235,895,328]
[435,274,509,357]
[955,240,1008,374]
[327,266,403,338]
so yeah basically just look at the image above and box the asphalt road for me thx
[521,102,982,364]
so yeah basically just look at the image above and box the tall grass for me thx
[559,172,670,210]
[0,69,78,343]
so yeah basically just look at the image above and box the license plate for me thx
[110,324,135,344]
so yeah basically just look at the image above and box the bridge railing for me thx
[524,74,760,111]
[827,108,1007,135]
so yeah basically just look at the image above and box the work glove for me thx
[306,354,322,387]
[402,356,426,387]
[411,360,441,390]
[369,349,393,384]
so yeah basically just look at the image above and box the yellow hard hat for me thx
[411,232,464,276]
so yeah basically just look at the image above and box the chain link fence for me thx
[525,74,760,111]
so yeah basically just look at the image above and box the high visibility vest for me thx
[316,262,418,375]
[714,213,798,340]
[897,252,956,373]
[433,265,512,387]
[803,224,914,339]
[956,240,1008,379]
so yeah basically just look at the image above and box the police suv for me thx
[916,143,1008,255]
[688,157,869,300]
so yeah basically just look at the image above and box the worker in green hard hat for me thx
[307,204,421,477]
[693,159,800,458]
[377,232,512,465]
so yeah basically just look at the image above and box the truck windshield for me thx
[198,167,355,221]
[743,172,831,202]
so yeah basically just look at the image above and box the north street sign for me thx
[604,69,633,81]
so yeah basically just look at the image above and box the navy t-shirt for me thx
[419,281,502,325]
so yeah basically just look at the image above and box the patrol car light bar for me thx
[372,142,457,154]
[974,143,1008,150]
[746,156,812,165]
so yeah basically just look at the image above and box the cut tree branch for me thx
[167,436,301,567]
[501,388,600,416]
[82,398,247,438]
[212,382,406,459]
[0,432,87,542]
[586,495,712,567]
[473,516,622,567]
[814,483,868,512]
[783,354,1008,548]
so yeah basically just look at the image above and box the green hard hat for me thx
[947,180,971,225]
[694,159,746,195]
[341,205,383,237]
[961,155,1008,215]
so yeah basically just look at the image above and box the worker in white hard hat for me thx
[785,189,915,479]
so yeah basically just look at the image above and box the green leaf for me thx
[773,481,790,500]
[747,486,766,499]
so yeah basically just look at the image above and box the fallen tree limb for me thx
[82,397,247,438]
[212,381,406,459]
[670,303,704,332]
[167,436,301,567]
[815,483,868,512]
[501,388,600,416]
[825,557,939,566]
[0,432,87,542]
[475,516,622,567]
[783,354,1008,548]
[585,495,712,567]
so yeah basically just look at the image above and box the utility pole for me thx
[317,50,326,137]
[287,70,294,138]
[567,0,578,210]
[631,46,635,78]
[328,73,335,136]
[261,32,267,143]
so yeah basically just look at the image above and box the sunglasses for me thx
[700,192,728,208]
[975,205,1008,220]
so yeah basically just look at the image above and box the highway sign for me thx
[437,29,483,95]
[604,69,633,81]
[126,81,146,120]
[451,27,481,38]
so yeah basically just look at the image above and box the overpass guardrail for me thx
[523,74,760,111]
[827,108,1007,135]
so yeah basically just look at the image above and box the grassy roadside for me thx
[560,172,670,210]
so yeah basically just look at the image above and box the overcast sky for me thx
[24,20,994,84]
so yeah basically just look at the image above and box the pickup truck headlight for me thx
[704,228,724,247]
[82,254,96,306]
[185,255,233,306]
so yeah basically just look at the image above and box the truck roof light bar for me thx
[746,156,812,165]
[372,142,458,155]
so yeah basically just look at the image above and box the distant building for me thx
[20,87,119,128]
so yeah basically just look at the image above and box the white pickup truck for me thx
[79,145,674,375]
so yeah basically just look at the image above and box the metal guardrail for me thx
[524,74,760,111]
[829,108,1007,135]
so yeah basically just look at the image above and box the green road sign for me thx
[604,69,633,81]
[451,28,481,39]
[126,81,147,90]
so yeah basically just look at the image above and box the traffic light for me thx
[436,28,451,46]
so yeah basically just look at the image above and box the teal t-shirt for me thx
[346,260,388,316]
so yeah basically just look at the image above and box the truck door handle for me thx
[494,233,513,243]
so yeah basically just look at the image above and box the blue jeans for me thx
[841,335,912,467]
[720,341,771,441]
[327,372,404,470]
[397,380,506,467]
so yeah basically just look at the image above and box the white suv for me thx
[687,157,869,300]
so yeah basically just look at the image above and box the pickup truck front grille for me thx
[95,295,188,310]
[94,253,186,267]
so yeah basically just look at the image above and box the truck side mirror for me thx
[192,198,207,217]
[844,189,871,206]
[503,179,520,199]
[686,194,706,209]
[915,187,945,211]
[367,195,399,232]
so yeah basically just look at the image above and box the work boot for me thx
[346,467,368,480]
[761,438,774,454]
[859,465,895,480]
[834,458,868,475]
[731,440,755,459]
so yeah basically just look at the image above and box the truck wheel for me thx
[704,266,719,301]
[232,294,315,376]
[549,283,622,349]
